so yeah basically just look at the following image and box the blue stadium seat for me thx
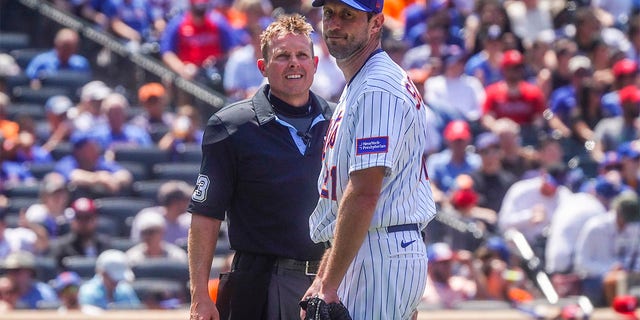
[11,85,70,105]
[94,197,155,237]
[61,256,97,280]
[113,145,172,167]
[152,162,199,184]
[3,182,40,198]
[6,102,46,121]
[40,70,92,101]
[0,32,30,52]
[131,179,170,202]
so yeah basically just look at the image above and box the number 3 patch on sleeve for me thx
[192,174,210,202]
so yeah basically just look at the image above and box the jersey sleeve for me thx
[348,91,407,175]
[187,116,234,221]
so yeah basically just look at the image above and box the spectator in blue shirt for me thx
[54,134,132,198]
[2,251,58,309]
[24,28,90,88]
[91,93,153,151]
[78,249,140,310]
[427,120,482,202]
[102,0,159,49]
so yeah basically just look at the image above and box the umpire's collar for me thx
[252,84,333,126]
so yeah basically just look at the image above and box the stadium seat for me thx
[11,85,70,105]
[40,70,92,101]
[132,258,189,284]
[50,141,72,160]
[9,48,46,69]
[118,161,150,182]
[109,237,137,252]
[152,162,200,184]
[26,161,57,180]
[4,73,30,93]
[5,102,46,121]
[94,197,155,237]
[61,256,97,280]
[34,256,58,283]
[5,196,38,215]
[113,145,172,167]
[131,179,170,201]
[176,143,202,163]
[96,216,119,237]
[3,183,40,198]
[0,32,30,52]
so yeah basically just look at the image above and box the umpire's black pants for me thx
[217,252,317,320]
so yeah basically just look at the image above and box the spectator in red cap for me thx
[592,85,640,162]
[481,49,546,144]
[601,59,638,118]
[48,197,112,269]
[427,120,481,202]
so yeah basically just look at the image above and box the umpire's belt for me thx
[275,258,320,276]
[233,251,320,276]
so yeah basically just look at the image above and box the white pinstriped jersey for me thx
[309,50,437,244]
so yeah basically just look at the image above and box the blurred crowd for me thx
[3,0,640,314]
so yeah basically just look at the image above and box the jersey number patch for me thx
[192,174,210,202]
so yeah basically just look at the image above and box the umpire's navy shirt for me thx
[188,85,333,261]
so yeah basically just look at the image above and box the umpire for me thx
[187,14,334,320]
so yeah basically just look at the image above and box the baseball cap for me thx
[618,141,640,159]
[138,82,166,103]
[568,55,592,74]
[80,81,112,102]
[501,50,524,69]
[443,120,471,141]
[52,271,81,292]
[475,132,500,152]
[613,59,638,77]
[95,250,134,282]
[612,295,638,316]
[594,175,626,199]
[39,172,67,196]
[137,210,166,232]
[45,95,73,116]
[427,242,454,263]
[70,197,97,218]
[619,85,640,104]
[613,191,640,223]
[312,0,383,14]
[2,251,36,271]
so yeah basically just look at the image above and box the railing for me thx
[16,0,226,110]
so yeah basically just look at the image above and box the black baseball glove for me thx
[300,297,352,320]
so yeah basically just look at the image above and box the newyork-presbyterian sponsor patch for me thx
[356,136,389,155]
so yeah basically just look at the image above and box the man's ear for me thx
[370,13,385,34]
[257,59,267,76]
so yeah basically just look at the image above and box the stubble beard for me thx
[325,36,366,60]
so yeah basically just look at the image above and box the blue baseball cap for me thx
[52,271,81,292]
[618,141,640,159]
[312,0,383,14]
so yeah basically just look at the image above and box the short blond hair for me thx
[260,14,314,61]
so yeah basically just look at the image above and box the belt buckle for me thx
[305,261,316,276]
